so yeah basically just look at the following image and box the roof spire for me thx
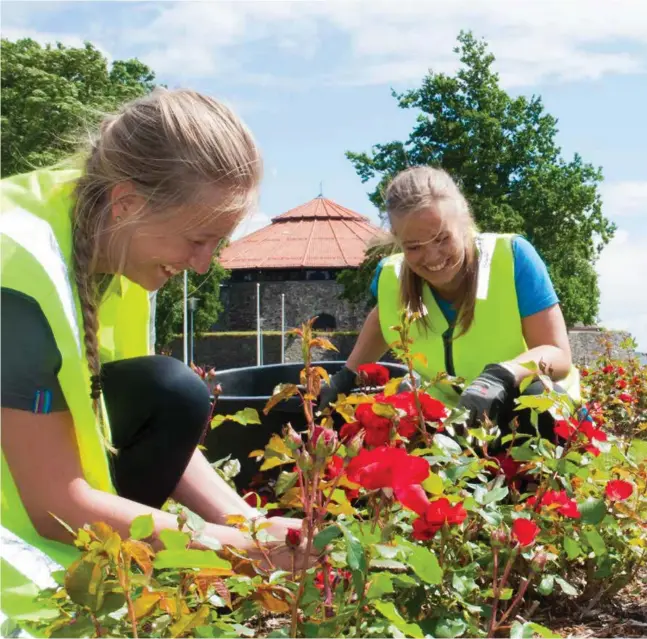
[318,181,323,198]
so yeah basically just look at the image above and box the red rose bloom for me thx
[512,518,540,547]
[325,455,344,480]
[581,369,589,377]
[616,366,626,376]
[340,421,361,442]
[602,365,614,374]
[492,453,524,485]
[412,498,467,541]
[357,363,390,387]
[527,489,580,519]
[346,446,429,490]
[619,392,634,403]
[605,479,633,501]
[355,403,392,447]
[616,379,628,390]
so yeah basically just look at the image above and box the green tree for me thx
[154,259,230,354]
[1,38,155,177]
[343,31,615,326]
[1,37,230,348]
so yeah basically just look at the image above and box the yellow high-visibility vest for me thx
[0,168,150,623]
[377,233,580,407]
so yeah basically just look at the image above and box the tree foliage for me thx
[343,31,615,326]
[1,38,156,177]
[1,37,231,348]
[154,259,230,353]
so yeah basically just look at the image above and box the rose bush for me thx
[24,316,646,638]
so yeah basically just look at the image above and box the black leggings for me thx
[101,355,212,508]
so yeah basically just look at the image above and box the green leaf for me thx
[431,617,468,638]
[370,559,409,571]
[433,433,462,456]
[373,601,424,638]
[130,514,154,540]
[405,544,443,585]
[313,525,342,550]
[584,528,607,556]
[159,529,190,550]
[64,559,105,612]
[485,587,513,600]
[519,375,534,395]
[563,537,582,560]
[339,522,367,593]
[555,576,579,596]
[367,572,395,599]
[153,549,232,570]
[51,616,95,638]
[275,470,299,496]
[510,446,538,462]
[97,591,126,617]
[211,407,261,429]
[482,485,509,505]
[515,395,554,413]
[537,574,555,595]
[511,621,560,638]
[628,439,647,463]
[392,574,418,588]
[578,497,607,525]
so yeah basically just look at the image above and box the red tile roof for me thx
[219,196,386,269]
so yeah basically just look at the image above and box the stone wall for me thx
[171,328,637,371]
[568,328,635,366]
[216,281,371,332]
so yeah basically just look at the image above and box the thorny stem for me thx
[488,546,519,637]
[496,575,533,629]
[321,556,335,618]
[90,613,103,637]
[117,554,139,639]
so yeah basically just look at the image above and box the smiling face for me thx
[389,206,467,295]
[106,183,243,291]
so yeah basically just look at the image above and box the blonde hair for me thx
[71,88,262,434]
[384,166,478,338]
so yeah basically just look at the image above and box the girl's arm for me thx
[502,304,573,385]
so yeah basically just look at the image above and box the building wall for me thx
[217,280,371,332]
[170,328,636,371]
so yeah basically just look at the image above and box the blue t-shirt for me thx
[370,235,558,324]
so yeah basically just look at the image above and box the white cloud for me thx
[596,228,647,351]
[601,181,647,218]
[231,209,272,240]
[94,0,647,87]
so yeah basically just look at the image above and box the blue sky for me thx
[3,0,646,349]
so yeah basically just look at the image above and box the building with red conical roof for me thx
[216,195,385,332]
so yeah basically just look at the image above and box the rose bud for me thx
[286,528,302,548]
[283,424,303,450]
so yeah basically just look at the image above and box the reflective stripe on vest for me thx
[377,233,581,406]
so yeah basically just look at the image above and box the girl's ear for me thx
[110,181,145,222]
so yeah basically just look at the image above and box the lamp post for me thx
[188,296,199,365]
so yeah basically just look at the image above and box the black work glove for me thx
[457,363,517,426]
[318,366,357,410]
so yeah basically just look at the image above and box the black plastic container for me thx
[203,361,411,489]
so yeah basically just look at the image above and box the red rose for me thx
[286,528,302,547]
[418,393,448,422]
[616,366,626,376]
[602,365,614,374]
[357,363,390,387]
[394,484,430,516]
[527,489,580,519]
[492,453,524,484]
[346,446,429,491]
[243,492,268,508]
[412,498,467,541]
[616,379,628,390]
[619,392,634,403]
[355,403,393,447]
[325,455,344,480]
[605,479,633,501]
[554,418,577,440]
[340,421,361,442]
[512,518,540,547]
[581,369,589,377]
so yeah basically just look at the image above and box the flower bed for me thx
[25,316,646,638]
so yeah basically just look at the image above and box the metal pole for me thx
[281,293,285,363]
[183,270,188,365]
[256,282,261,366]
[189,307,194,365]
